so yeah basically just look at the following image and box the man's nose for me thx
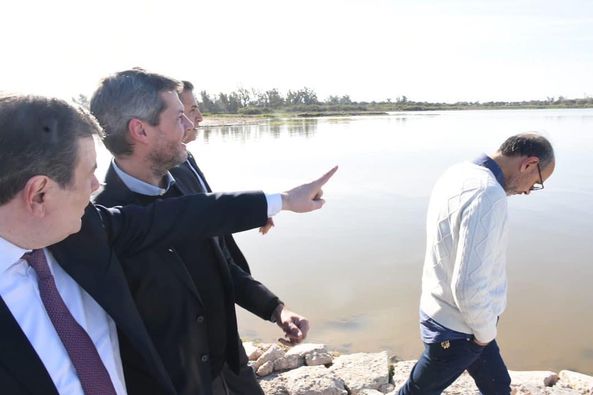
[195,109,203,123]
[183,114,194,130]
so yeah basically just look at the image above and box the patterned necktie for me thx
[23,249,117,395]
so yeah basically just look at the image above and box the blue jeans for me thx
[398,339,511,395]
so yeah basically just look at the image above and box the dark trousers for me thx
[398,339,511,395]
[219,341,264,395]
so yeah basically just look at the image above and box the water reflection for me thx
[286,118,317,138]
[199,118,318,143]
[325,314,370,332]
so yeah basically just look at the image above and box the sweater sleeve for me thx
[450,188,507,343]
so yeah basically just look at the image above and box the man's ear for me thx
[22,176,50,217]
[128,118,149,144]
[520,156,540,173]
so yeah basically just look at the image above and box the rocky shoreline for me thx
[244,342,593,395]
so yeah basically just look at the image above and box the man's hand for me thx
[259,218,275,235]
[472,338,490,347]
[272,304,310,346]
[281,166,338,213]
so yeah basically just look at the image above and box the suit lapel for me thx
[99,164,204,304]
[0,297,59,395]
[186,153,212,192]
[49,209,175,394]
[172,162,236,292]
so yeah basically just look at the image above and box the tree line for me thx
[72,90,593,116]
[197,88,593,114]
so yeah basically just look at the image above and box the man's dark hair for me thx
[499,133,555,168]
[90,68,181,157]
[0,94,102,205]
[181,80,194,92]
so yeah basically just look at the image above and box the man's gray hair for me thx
[0,94,101,205]
[90,68,181,156]
[181,80,194,92]
[499,132,555,168]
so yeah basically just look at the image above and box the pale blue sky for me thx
[2,0,592,102]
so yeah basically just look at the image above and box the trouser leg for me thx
[221,340,265,395]
[467,340,511,395]
[212,374,230,395]
[398,339,484,395]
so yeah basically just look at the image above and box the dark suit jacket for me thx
[184,153,252,275]
[0,192,268,395]
[94,163,281,395]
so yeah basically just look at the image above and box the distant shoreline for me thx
[199,106,593,127]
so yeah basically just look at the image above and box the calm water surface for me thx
[96,109,593,374]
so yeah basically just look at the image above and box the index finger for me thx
[312,165,338,187]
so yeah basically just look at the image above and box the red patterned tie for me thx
[23,250,117,395]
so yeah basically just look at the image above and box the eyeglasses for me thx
[530,163,544,191]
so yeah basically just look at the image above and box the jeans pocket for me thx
[426,342,451,362]
[467,338,486,353]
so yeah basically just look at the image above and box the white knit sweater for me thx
[420,161,509,343]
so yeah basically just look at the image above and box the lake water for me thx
[96,109,593,375]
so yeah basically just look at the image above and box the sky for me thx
[1,0,593,103]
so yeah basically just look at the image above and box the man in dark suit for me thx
[0,94,335,395]
[91,69,319,395]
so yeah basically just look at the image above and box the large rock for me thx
[243,341,264,361]
[283,366,348,395]
[286,343,328,358]
[559,370,593,393]
[284,343,331,367]
[257,361,275,377]
[330,352,389,393]
[391,360,416,390]
[260,366,348,395]
[274,354,304,371]
[258,373,289,395]
[255,344,286,370]
[306,351,333,366]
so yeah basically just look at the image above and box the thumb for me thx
[310,198,325,211]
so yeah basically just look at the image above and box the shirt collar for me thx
[0,236,31,274]
[473,154,506,188]
[112,159,176,196]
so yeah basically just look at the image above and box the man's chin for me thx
[170,151,188,168]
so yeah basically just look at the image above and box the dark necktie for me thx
[23,250,117,395]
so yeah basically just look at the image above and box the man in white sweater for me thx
[399,133,555,395]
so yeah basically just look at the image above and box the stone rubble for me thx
[245,342,593,395]
[329,352,390,392]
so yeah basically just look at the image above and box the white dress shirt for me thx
[0,237,127,395]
